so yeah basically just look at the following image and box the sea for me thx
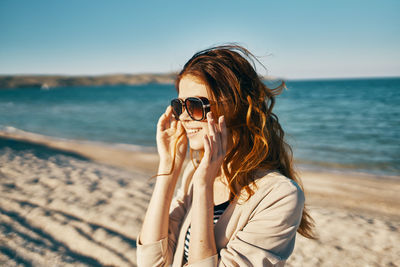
[1,77,399,177]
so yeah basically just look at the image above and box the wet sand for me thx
[0,131,399,266]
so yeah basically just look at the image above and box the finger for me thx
[208,112,221,159]
[158,106,172,131]
[171,119,177,131]
[215,116,224,154]
[219,115,228,154]
[157,107,169,131]
[177,122,188,145]
[165,106,173,129]
[207,112,216,142]
[203,135,211,161]
[176,121,185,135]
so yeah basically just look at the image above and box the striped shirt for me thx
[183,200,230,262]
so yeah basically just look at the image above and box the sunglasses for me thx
[170,97,211,121]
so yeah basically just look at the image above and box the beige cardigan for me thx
[137,163,304,267]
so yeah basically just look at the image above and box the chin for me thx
[188,138,204,151]
[185,128,208,151]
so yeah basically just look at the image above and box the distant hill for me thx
[0,73,177,89]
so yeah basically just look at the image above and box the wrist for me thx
[192,170,217,188]
[193,180,214,193]
[158,160,180,173]
[157,160,184,183]
[153,168,179,197]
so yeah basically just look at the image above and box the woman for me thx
[137,45,316,267]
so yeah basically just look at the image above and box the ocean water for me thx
[1,78,399,177]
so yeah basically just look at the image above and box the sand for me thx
[0,131,399,267]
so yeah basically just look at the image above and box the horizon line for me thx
[0,72,399,82]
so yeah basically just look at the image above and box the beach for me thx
[0,131,399,267]
[1,0,399,264]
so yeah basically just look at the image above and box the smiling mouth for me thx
[186,128,202,135]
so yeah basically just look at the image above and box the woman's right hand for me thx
[156,106,188,171]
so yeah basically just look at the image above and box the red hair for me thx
[176,45,316,239]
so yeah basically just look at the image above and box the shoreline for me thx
[1,129,399,219]
[1,74,399,89]
[1,127,398,179]
[0,129,159,175]
[0,73,178,89]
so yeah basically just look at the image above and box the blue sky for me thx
[0,0,399,79]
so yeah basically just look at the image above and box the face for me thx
[177,75,210,150]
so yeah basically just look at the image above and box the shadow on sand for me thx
[0,137,90,162]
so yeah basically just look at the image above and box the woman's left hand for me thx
[193,112,228,186]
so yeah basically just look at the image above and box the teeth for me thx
[187,128,201,134]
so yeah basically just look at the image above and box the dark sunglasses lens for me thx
[186,98,204,120]
[171,99,182,119]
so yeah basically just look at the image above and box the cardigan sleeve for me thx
[185,179,305,267]
[137,162,195,267]
[218,180,305,267]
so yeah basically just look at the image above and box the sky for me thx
[0,0,399,79]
